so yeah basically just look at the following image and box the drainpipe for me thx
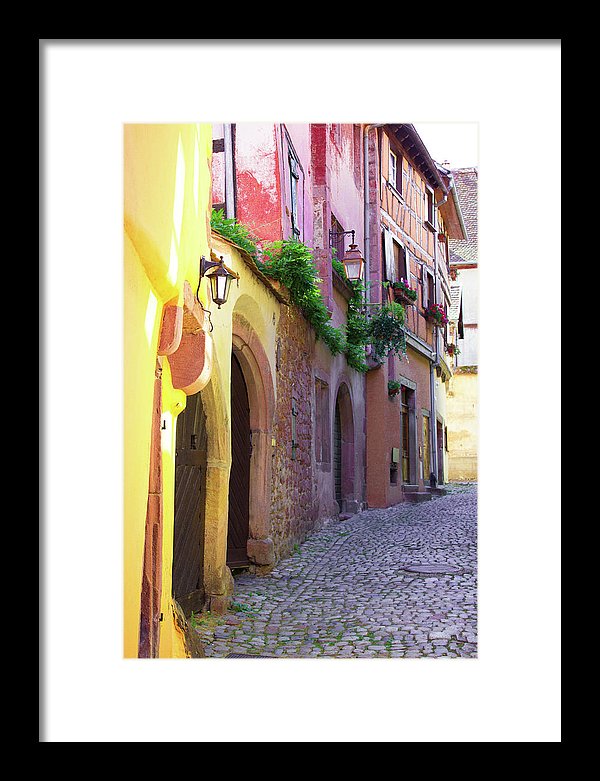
[224,123,236,219]
[429,220,439,489]
[429,181,449,488]
[362,123,385,508]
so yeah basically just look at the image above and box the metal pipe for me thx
[224,123,236,219]
[429,206,439,488]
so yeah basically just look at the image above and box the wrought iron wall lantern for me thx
[329,228,365,282]
[198,254,240,309]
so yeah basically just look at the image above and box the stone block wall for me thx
[269,305,319,560]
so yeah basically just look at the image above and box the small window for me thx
[388,149,403,195]
[425,186,435,228]
[421,265,435,308]
[428,271,435,306]
[389,150,397,190]
[330,213,345,265]
[394,242,408,282]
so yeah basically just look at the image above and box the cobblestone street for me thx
[195,483,477,658]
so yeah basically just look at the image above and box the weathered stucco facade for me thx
[212,122,368,564]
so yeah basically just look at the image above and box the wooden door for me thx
[227,352,251,568]
[173,391,206,617]
[401,389,410,483]
[422,414,431,485]
[437,420,444,485]
[333,401,342,506]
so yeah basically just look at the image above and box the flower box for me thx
[390,279,418,307]
[424,304,448,328]
[388,380,402,397]
[392,287,417,306]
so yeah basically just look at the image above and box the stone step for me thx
[403,492,433,503]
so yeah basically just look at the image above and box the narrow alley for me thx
[194,483,477,658]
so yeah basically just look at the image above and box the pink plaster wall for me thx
[234,124,282,243]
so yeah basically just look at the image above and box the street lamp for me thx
[341,241,365,283]
[329,228,365,283]
[199,255,240,308]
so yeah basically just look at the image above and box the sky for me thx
[413,122,479,169]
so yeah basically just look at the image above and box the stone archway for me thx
[231,313,276,568]
[334,381,357,514]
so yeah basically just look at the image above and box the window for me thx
[330,214,345,265]
[428,272,435,306]
[421,265,435,308]
[388,150,402,194]
[389,151,397,189]
[289,153,300,239]
[315,379,331,464]
[383,230,408,284]
[394,242,408,282]
[424,186,435,229]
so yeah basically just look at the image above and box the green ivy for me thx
[260,239,346,356]
[330,248,347,280]
[210,208,259,259]
[210,209,375,370]
[345,280,370,372]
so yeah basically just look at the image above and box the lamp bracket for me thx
[329,229,356,247]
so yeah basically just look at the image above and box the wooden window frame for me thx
[394,240,408,283]
[387,149,403,197]
[424,185,435,231]
[389,150,397,191]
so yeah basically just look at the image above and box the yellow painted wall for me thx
[446,371,478,481]
[200,235,281,600]
[123,123,213,659]
[434,374,448,483]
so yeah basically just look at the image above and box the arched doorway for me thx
[333,383,355,514]
[227,351,251,568]
[172,391,207,617]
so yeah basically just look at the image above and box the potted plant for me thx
[446,343,461,357]
[367,302,407,362]
[389,278,418,306]
[388,379,402,397]
[424,303,448,327]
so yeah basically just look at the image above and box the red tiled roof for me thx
[448,167,478,265]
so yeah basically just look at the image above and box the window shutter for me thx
[421,265,428,308]
[384,228,396,283]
